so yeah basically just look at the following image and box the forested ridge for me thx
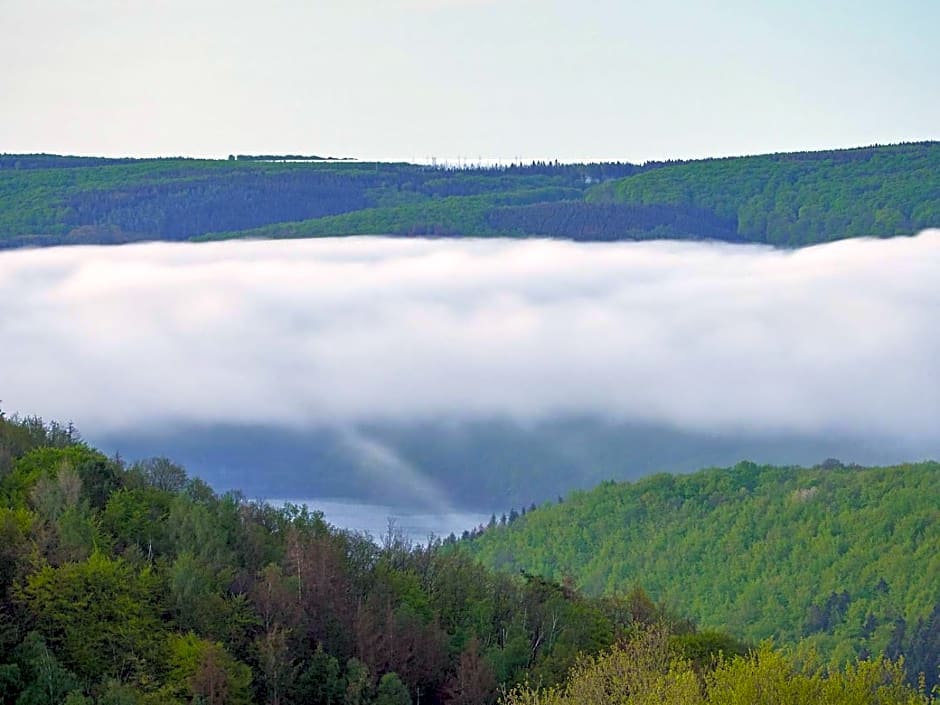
[462,460,940,690]
[1,141,938,248]
[0,409,746,705]
[588,141,940,246]
[1,411,937,704]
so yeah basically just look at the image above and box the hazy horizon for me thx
[3,1,938,162]
[5,142,938,165]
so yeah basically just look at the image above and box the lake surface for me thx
[266,498,490,543]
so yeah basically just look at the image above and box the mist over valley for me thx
[4,1,940,699]
[3,233,938,518]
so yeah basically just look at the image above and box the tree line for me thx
[462,460,940,691]
[3,142,937,247]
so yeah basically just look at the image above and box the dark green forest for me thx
[2,142,938,248]
[463,461,940,690]
[1,411,937,704]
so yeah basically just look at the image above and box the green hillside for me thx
[2,142,938,248]
[462,461,940,682]
[587,142,940,246]
[0,409,749,705]
[1,410,937,703]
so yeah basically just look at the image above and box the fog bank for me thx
[1,233,939,444]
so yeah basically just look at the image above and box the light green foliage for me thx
[501,627,701,705]
[705,644,927,705]
[163,632,251,705]
[15,553,164,682]
[588,142,940,245]
[467,461,940,666]
[706,645,827,705]
[2,446,114,508]
[564,626,702,705]
[502,630,932,705]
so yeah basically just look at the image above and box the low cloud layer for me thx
[1,234,939,444]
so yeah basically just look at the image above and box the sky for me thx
[2,233,939,444]
[2,0,938,162]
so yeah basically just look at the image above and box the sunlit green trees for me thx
[16,553,163,682]
[502,628,933,705]
[2,410,936,703]
[466,460,940,682]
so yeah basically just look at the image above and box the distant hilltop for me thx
[1,141,938,248]
[229,153,356,162]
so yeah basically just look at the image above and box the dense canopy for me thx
[463,460,940,689]
[2,142,938,248]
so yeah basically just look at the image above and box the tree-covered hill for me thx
[462,461,940,687]
[1,142,938,248]
[0,156,638,247]
[1,410,937,703]
[0,409,749,705]
[587,142,940,246]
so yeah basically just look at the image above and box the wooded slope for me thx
[464,460,940,684]
[2,142,937,247]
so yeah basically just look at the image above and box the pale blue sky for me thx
[2,0,938,162]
